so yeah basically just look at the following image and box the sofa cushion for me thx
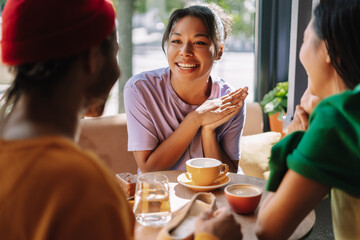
[243,102,264,136]
[239,131,281,179]
[78,114,138,174]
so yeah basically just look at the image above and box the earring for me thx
[325,55,331,64]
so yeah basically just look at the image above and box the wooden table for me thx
[135,170,315,240]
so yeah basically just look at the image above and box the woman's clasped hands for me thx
[193,87,248,130]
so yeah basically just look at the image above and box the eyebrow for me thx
[170,32,209,38]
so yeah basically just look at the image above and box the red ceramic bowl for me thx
[224,184,263,214]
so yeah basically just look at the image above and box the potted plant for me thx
[260,81,288,134]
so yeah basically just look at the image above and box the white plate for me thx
[177,173,231,192]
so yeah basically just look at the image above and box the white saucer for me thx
[177,173,231,192]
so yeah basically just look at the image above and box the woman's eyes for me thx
[194,41,206,45]
[170,40,207,45]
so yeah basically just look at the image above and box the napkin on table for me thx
[157,192,217,240]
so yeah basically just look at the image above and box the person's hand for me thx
[300,86,321,114]
[195,207,242,240]
[193,87,248,129]
[285,105,309,134]
[284,86,322,135]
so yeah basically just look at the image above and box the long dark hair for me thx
[313,0,360,89]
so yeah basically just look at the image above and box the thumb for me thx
[197,210,213,223]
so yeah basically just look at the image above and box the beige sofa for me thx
[78,102,281,179]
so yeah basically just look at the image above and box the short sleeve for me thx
[266,131,305,191]
[124,82,159,151]
[287,104,360,196]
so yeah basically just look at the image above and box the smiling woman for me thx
[124,3,249,175]
[166,16,218,103]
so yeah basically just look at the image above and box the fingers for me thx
[196,87,248,127]
[236,90,248,106]
[218,104,241,116]
[195,210,214,228]
[219,101,241,111]
[295,106,309,129]
[216,208,235,223]
[212,106,241,126]
[195,207,242,240]
[210,208,242,238]
[211,94,245,118]
[213,207,230,218]
[222,87,249,104]
[231,86,249,96]
[287,105,309,134]
[221,92,248,112]
[199,210,213,221]
[200,207,235,225]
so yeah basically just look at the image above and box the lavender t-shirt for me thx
[124,67,245,170]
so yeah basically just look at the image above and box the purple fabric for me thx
[124,67,245,170]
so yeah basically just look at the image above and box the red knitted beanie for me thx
[0,0,116,65]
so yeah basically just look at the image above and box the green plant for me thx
[260,81,288,120]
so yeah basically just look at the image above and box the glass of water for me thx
[133,173,171,227]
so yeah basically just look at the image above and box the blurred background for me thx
[0,0,256,116]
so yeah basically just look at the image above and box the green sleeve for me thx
[287,104,360,196]
[267,101,360,196]
[266,131,305,192]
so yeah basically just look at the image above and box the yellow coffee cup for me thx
[185,158,229,186]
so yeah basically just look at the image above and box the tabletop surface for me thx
[134,170,315,240]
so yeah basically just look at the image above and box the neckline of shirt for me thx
[165,67,220,110]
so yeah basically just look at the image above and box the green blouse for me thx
[267,84,360,196]
[266,84,360,239]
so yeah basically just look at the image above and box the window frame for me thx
[255,0,313,131]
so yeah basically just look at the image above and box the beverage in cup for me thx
[225,184,263,214]
[185,158,229,186]
[133,173,171,226]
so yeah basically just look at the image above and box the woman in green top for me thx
[254,0,360,239]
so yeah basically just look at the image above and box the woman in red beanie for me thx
[0,0,135,239]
